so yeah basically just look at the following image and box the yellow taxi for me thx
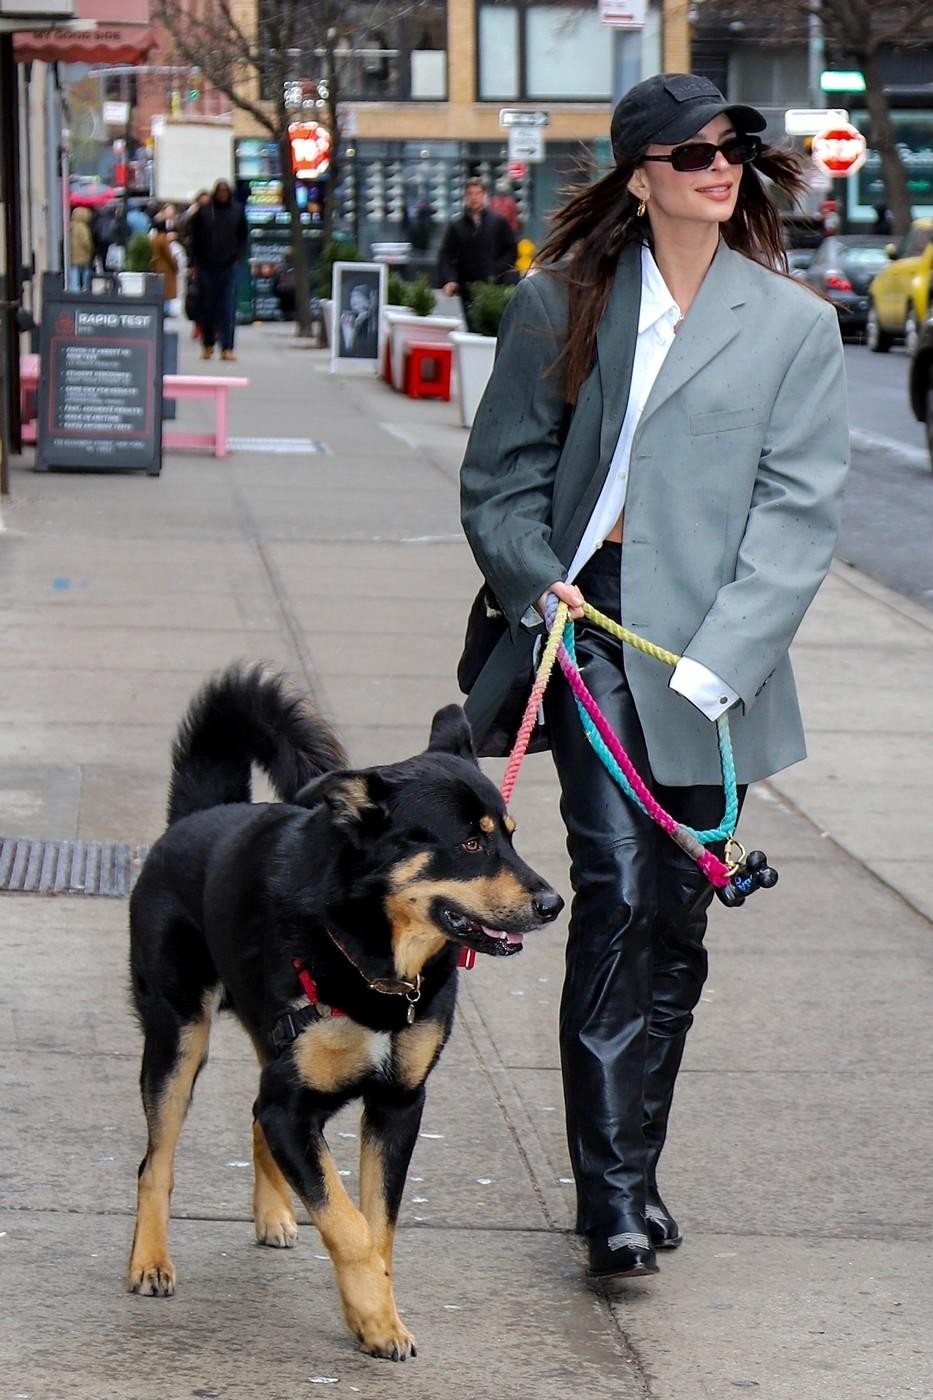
[867,217,933,354]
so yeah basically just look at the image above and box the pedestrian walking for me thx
[149,204,180,315]
[179,190,211,340]
[68,207,94,291]
[458,73,849,1288]
[187,180,248,361]
[437,178,518,330]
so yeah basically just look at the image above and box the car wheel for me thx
[867,306,894,353]
[905,308,921,357]
[926,383,933,471]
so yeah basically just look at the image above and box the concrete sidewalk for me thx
[0,320,931,1400]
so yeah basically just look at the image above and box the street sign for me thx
[784,107,848,137]
[598,0,647,26]
[499,109,549,128]
[820,70,866,93]
[811,122,867,179]
[508,127,545,163]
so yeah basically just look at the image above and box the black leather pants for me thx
[546,543,744,1235]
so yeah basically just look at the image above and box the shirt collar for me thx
[638,244,682,334]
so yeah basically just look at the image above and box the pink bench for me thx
[19,354,249,460]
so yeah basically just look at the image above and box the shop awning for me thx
[14,0,155,63]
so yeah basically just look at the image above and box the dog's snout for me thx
[532,890,563,922]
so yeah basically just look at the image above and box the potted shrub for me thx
[405,274,437,317]
[117,232,154,294]
[451,281,517,428]
[383,273,463,389]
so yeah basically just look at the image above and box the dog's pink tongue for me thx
[482,925,524,947]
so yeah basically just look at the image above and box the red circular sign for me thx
[811,122,867,178]
[288,121,331,180]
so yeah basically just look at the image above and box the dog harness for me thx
[270,943,476,1054]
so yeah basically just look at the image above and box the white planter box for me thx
[451,331,496,429]
[384,310,463,390]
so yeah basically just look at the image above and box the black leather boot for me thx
[641,783,746,1250]
[643,1027,687,1249]
[586,1210,658,1281]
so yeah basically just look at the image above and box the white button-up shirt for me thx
[566,244,739,721]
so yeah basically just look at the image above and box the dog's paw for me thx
[128,1258,176,1296]
[255,1211,299,1249]
[357,1318,417,1362]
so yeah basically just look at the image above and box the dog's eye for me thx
[460,837,483,854]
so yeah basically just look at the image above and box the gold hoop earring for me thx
[636,197,648,218]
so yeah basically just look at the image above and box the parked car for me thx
[866,217,933,354]
[799,235,891,335]
[786,247,815,279]
[908,313,933,470]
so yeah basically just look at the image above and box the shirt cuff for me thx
[669,657,739,721]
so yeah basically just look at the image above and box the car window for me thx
[906,228,932,256]
[844,246,892,268]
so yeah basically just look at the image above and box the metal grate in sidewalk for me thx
[0,837,150,897]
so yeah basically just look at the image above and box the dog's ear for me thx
[427,704,476,760]
[294,770,391,830]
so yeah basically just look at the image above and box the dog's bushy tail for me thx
[167,663,347,826]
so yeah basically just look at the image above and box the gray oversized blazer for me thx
[460,240,849,785]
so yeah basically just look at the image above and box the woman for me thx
[150,205,180,314]
[68,207,94,291]
[459,74,849,1287]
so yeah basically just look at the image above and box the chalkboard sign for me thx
[35,275,164,475]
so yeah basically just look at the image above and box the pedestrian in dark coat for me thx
[459,73,849,1289]
[437,178,518,329]
[187,180,248,360]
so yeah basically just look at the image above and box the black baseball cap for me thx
[610,73,766,163]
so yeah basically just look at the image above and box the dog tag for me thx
[406,1002,417,1025]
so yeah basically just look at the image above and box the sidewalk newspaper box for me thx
[35,275,164,476]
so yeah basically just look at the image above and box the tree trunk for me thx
[322,38,340,250]
[278,128,314,338]
[859,46,913,237]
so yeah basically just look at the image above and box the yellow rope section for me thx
[581,602,681,670]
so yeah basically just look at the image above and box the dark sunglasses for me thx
[642,133,762,173]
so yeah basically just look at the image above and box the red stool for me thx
[404,342,453,402]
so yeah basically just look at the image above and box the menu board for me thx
[36,279,164,475]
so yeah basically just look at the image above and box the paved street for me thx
[839,342,933,610]
[1,321,931,1399]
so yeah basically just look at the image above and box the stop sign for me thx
[811,122,867,178]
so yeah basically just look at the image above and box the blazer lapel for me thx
[637,242,747,433]
[595,242,642,466]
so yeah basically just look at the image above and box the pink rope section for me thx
[500,666,552,806]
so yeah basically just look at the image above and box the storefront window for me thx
[478,6,519,100]
[478,0,612,102]
[526,6,611,99]
[257,1,447,103]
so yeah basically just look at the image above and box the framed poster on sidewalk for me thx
[331,261,386,374]
[35,273,164,475]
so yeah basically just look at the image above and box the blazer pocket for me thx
[690,405,765,435]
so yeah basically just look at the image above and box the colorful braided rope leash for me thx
[500,598,778,907]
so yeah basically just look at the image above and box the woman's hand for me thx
[536,580,585,622]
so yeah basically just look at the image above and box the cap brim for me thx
[653,100,767,145]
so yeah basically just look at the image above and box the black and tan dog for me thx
[127,664,561,1359]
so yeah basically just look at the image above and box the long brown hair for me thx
[537,143,807,403]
